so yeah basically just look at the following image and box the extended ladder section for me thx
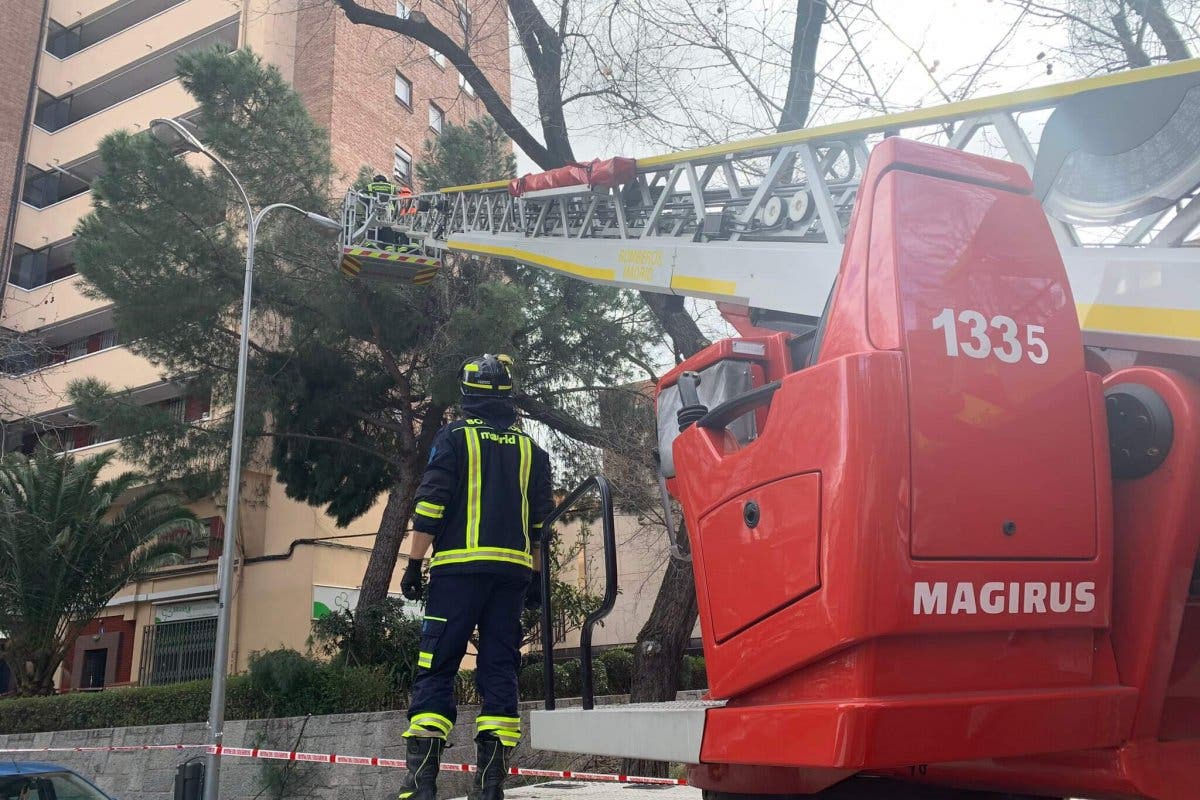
[343,59,1200,357]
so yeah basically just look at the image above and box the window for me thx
[458,72,476,97]
[157,392,211,424]
[429,47,445,68]
[395,0,410,18]
[394,71,412,106]
[139,617,218,686]
[12,328,124,375]
[17,422,113,455]
[393,145,412,185]
[44,774,108,800]
[429,102,445,133]
[457,0,470,33]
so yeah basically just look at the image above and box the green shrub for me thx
[556,658,610,698]
[518,661,547,701]
[248,649,323,717]
[314,664,401,715]
[518,660,570,700]
[687,655,707,690]
[518,658,609,700]
[0,676,268,735]
[598,648,633,694]
[676,654,708,690]
[309,598,423,693]
[0,653,404,735]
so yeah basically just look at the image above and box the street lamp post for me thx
[149,118,340,800]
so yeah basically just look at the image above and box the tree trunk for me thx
[8,644,61,696]
[1111,7,1153,68]
[623,541,700,777]
[1131,0,1193,62]
[352,465,420,651]
[779,0,827,132]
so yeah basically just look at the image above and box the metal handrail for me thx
[537,475,618,711]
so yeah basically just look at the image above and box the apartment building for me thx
[0,0,507,693]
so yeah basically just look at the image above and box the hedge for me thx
[0,656,403,735]
[0,677,264,735]
[517,658,610,701]
[0,650,703,735]
[598,648,633,694]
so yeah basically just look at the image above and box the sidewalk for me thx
[450,782,701,798]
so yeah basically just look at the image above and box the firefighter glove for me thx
[401,558,425,600]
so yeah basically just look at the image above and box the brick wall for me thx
[0,0,44,287]
[294,0,510,191]
[58,615,137,691]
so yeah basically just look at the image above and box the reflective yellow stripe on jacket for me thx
[429,547,533,569]
[465,427,482,549]
[518,436,531,552]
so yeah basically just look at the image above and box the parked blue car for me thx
[0,763,113,800]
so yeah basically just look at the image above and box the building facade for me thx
[0,0,507,692]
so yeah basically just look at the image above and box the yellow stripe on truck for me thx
[671,274,738,296]
[1076,303,1200,340]
[449,240,617,281]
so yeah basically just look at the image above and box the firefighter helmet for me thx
[460,354,515,396]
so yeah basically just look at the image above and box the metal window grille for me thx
[161,397,186,423]
[138,618,217,686]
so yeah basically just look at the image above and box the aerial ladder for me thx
[341,60,1200,799]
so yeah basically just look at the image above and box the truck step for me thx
[531,700,725,763]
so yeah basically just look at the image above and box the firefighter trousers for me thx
[405,571,529,747]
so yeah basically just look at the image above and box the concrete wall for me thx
[0,699,655,800]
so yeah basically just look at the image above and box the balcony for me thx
[0,344,163,419]
[48,0,139,28]
[40,1,240,97]
[27,78,198,172]
[1,274,109,333]
[14,192,93,249]
[59,438,138,481]
[34,17,237,132]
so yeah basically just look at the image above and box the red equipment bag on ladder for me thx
[508,157,636,196]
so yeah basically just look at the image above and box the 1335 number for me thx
[931,307,1049,365]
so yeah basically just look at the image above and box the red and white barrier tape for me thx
[0,745,199,754]
[0,744,687,787]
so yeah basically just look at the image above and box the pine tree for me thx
[70,46,656,652]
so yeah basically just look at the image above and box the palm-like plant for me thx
[0,447,201,695]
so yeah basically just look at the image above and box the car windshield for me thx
[0,773,109,800]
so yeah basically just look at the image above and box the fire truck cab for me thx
[534,138,1200,800]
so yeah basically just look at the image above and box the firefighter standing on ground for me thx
[394,354,554,800]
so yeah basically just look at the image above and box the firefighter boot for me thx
[468,733,509,800]
[395,734,443,800]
